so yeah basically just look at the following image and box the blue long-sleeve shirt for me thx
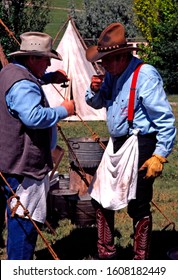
[85,56,176,157]
[5,64,68,150]
[6,80,68,127]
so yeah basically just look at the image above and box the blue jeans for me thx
[7,211,38,260]
[2,176,38,260]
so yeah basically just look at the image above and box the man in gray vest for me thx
[0,31,75,259]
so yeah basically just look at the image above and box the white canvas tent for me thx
[43,19,106,121]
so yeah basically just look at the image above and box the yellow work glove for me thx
[139,154,168,179]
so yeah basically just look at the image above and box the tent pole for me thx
[70,17,88,50]
[0,172,59,260]
[69,17,104,74]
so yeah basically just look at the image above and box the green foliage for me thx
[134,0,178,94]
[134,0,177,42]
[0,0,50,56]
[70,0,142,44]
[133,0,160,42]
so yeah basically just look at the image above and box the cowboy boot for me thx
[96,207,117,259]
[133,215,152,260]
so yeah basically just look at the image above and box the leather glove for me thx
[139,154,168,179]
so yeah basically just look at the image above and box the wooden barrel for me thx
[69,194,96,227]
[47,188,78,224]
[47,173,78,225]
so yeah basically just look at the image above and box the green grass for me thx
[44,0,83,48]
[49,0,83,9]
[45,9,69,45]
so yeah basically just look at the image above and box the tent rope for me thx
[151,200,175,230]
[0,42,9,67]
[0,19,20,46]
[0,172,59,260]
[57,125,90,188]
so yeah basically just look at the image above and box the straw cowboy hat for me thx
[9,31,62,60]
[86,22,142,62]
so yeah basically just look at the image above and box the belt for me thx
[114,132,157,142]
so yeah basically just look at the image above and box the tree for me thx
[70,0,142,45]
[0,0,50,57]
[133,0,178,94]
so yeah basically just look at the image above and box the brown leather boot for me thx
[133,215,152,260]
[96,207,117,259]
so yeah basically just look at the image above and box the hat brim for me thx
[8,49,62,61]
[86,45,143,62]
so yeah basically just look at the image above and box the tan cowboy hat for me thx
[8,31,62,60]
[86,22,142,62]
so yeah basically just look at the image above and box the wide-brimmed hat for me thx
[86,23,142,62]
[8,31,62,60]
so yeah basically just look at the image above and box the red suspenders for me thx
[128,63,143,126]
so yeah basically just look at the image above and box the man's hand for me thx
[51,69,69,84]
[139,154,168,179]
[61,99,75,116]
[90,74,105,92]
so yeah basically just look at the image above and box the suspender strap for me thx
[128,63,143,126]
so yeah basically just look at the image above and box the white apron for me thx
[10,175,49,223]
[88,129,139,210]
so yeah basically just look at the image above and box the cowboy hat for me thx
[86,22,142,62]
[8,31,62,60]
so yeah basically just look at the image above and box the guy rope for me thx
[0,18,20,46]
[0,172,59,260]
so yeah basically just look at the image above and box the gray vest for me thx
[0,63,53,180]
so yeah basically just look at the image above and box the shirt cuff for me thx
[56,106,68,120]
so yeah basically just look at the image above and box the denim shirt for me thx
[85,56,176,157]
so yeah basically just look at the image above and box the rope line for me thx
[0,172,59,260]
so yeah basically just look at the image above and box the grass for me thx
[44,0,83,48]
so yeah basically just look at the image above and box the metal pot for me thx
[68,137,108,168]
